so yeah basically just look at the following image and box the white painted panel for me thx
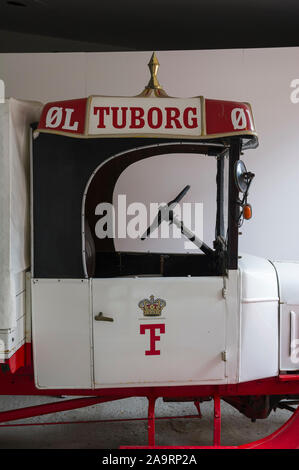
[224,270,240,383]
[0,281,27,360]
[14,271,26,296]
[239,301,279,382]
[16,291,25,321]
[238,254,279,381]
[31,279,92,389]
[272,261,299,371]
[239,254,278,301]
[273,261,299,305]
[0,314,25,359]
[280,305,299,371]
[14,314,25,351]
[92,277,226,388]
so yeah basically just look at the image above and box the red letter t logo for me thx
[140,323,165,356]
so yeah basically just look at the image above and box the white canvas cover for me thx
[0,98,42,329]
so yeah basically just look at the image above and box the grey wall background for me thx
[1,48,299,260]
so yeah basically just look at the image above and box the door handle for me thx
[94,312,114,322]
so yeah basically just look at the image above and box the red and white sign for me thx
[205,99,255,135]
[37,95,256,139]
[89,97,201,136]
[38,98,87,136]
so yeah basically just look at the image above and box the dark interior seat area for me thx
[93,251,224,278]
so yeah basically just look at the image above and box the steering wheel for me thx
[140,185,191,240]
[140,185,214,257]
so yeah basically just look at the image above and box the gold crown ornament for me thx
[138,295,166,317]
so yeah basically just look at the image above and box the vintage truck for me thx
[0,53,298,448]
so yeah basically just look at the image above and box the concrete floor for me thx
[0,395,291,448]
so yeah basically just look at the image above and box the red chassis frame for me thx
[1,343,299,449]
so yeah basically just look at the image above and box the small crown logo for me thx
[138,295,166,317]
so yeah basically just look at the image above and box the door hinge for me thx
[221,351,227,362]
[222,276,227,299]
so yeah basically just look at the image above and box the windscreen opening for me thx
[84,150,228,278]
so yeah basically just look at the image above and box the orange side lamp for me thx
[243,204,252,220]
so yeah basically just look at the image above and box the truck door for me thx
[92,276,226,388]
